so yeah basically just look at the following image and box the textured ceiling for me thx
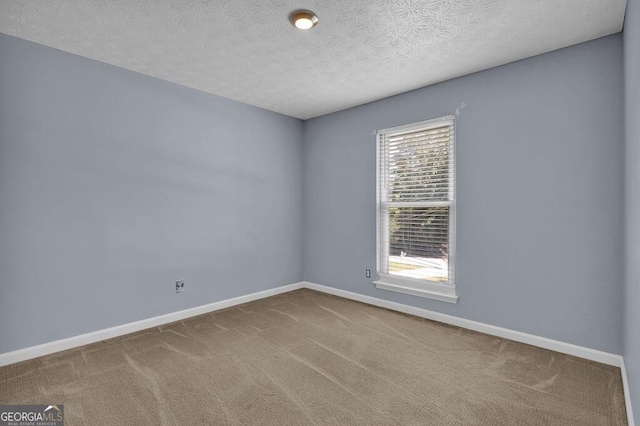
[0,0,627,119]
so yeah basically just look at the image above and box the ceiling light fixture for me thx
[289,10,318,30]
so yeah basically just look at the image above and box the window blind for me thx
[377,116,455,285]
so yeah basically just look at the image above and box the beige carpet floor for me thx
[0,288,628,425]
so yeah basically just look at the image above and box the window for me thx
[374,115,457,303]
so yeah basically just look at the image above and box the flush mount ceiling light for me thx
[289,10,318,30]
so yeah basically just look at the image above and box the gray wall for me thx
[624,0,640,417]
[302,35,625,354]
[0,34,303,354]
[0,27,629,368]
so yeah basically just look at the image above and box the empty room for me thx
[0,0,638,424]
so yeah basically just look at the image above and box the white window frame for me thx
[373,115,458,304]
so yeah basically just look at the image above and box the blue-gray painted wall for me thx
[624,0,640,417]
[0,34,304,354]
[0,29,630,374]
[302,35,625,355]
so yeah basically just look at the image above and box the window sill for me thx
[373,277,458,304]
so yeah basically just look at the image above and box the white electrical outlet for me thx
[176,280,185,293]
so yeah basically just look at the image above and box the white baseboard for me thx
[302,282,623,367]
[621,359,636,426]
[0,282,304,367]
[2,280,623,369]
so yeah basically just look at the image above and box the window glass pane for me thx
[378,117,454,287]
[387,206,449,282]
[388,127,451,202]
